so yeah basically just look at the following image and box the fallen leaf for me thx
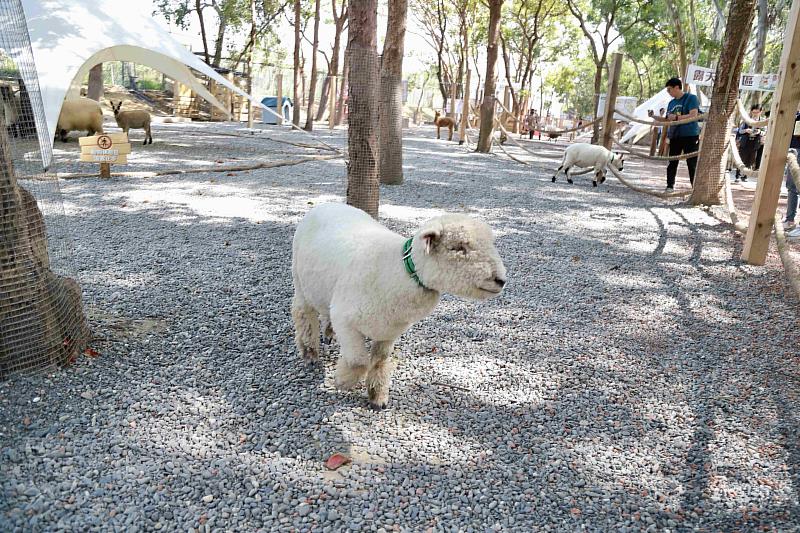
[572,255,581,262]
[226,173,234,176]
[22,415,31,426]
[570,508,582,516]
[324,453,351,471]
[224,241,231,246]
[84,347,100,358]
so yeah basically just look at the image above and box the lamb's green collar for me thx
[402,238,427,289]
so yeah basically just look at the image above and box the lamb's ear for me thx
[419,220,443,254]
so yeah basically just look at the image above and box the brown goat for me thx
[111,101,152,145]
[434,111,456,141]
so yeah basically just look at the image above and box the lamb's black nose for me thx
[495,277,506,287]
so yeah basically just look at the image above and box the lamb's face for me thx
[414,215,507,300]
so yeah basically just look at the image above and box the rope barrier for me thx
[607,165,692,199]
[493,98,599,136]
[156,126,340,153]
[728,138,760,178]
[613,107,705,127]
[611,138,700,162]
[773,213,800,302]
[736,99,770,128]
[57,153,342,179]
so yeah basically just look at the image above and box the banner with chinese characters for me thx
[686,64,778,91]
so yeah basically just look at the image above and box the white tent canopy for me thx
[13,0,275,168]
[620,85,710,144]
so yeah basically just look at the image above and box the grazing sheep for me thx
[0,85,20,138]
[56,98,104,142]
[552,142,624,187]
[111,101,153,145]
[292,203,507,409]
[434,111,456,141]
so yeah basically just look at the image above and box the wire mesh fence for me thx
[0,0,89,379]
[345,45,380,218]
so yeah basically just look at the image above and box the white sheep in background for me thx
[552,143,624,187]
[56,98,104,142]
[291,203,507,409]
[111,101,153,145]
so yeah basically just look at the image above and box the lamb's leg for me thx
[552,165,563,183]
[593,169,601,187]
[291,291,320,362]
[366,340,395,410]
[566,167,574,184]
[147,125,153,145]
[320,313,335,345]
[334,327,369,391]
[448,126,453,141]
[436,125,441,139]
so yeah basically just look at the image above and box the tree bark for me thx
[195,0,211,65]
[690,0,757,206]
[292,0,302,127]
[346,0,380,217]
[87,64,104,101]
[304,0,322,130]
[330,0,348,125]
[247,0,256,128]
[212,15,227,67]
[477,0,503,153]
[315,75,330,121]
[336,47,350,126]
[751,0,768,104]
[379,0,408,185]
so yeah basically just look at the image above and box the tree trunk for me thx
[346,0,380,217]
[379,0,408,185]
[666,0,688,80]
[292,0,302,127]
[315,75,330,121]
[195,0,211,64]
[330,0,348,124]
[247,0,256,128]
[212,17,227,67]
[751,0,768,104]
[690,0,757,206]
[477,0,503,153]
[304,0,322,130]
[87,64,104,101]
[336,47,350,126]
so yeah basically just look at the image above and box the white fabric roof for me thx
[620,85,710,144]
[14,0,275,168]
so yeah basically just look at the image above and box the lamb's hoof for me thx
[600,176,606,184]
[367,386,388,410]
[592,181,598,187]
[301,345,319,362]
[551,177,556,183]
[567,179,574,184]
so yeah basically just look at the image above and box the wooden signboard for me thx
[79,133,131,178]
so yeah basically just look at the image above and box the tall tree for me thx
[87,64,104,101]
[304,0,322,130]
[476,0,503,153]
[346,0,379,217]
[379,0,409,185]
[566,0,642,143]
[292,0,302,126]
[330,0,349,125]
[690,0,757,206]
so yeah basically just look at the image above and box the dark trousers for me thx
[666,135,699,188]
[529,130,534,139]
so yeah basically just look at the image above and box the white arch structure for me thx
[12,0,274,168]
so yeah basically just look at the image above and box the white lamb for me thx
[552,143,624,187]
[291,203,507,409]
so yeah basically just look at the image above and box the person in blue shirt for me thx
[653,78,701,192]
[783,107,800,236]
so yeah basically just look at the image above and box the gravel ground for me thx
[2,121,799,531]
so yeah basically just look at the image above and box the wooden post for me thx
[742,0,800,265]
[649,126,658,155]
[459,69,471,145]
[503,85,511,131]
[602,53,623,150]
[276,73,284,125]
[99,163,111,179]
[329,75,337,130]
